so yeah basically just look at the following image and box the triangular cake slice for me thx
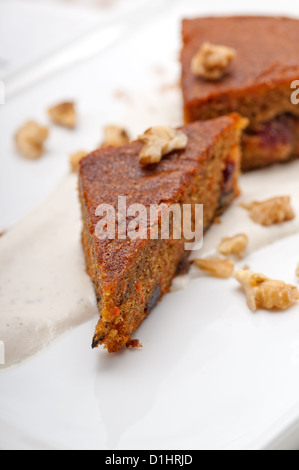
[79,114,245,353]
[181,16,299,170]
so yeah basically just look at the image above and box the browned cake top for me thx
[79,114,241,283]
[181,16,299,105]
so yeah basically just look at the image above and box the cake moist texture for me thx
[79,115,245,353]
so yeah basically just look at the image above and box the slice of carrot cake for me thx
[78,114,246,353]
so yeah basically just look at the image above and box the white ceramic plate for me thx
[1,0,299,450]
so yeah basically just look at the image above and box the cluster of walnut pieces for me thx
[194,216,299,312]
[138,126,188,165]
[191,42,236,81]
[15,101,76,161]
[15,103,133,171]
[194,233,248,279]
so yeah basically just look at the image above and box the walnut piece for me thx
[138,126,188,165]
[218,233,249,259]
[15,121,49,160]
[191,42,236,81]
[241,196,295,226]
[235,269,299,312]
[193,258,235,279]
[48,102,76,128]
[70,150,88,172]
[101,125,130,147]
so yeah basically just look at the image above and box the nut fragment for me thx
[70,150,88,172]
[191,42,236,80]
[48,101,76,128]
[218,233,249,259]
[15,121,49,160]
[101,125,130,147]
[240,196,295,226]
[138,126,188,165]
[235,269,299,312]
[193,257,235,279]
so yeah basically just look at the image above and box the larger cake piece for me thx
[181,16,299,170]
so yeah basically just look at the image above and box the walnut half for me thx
[15,121,49,160]
[138,126,188,165]
[48,101,76,128]
[70,151,88,172]
[218,233,249,259]
[191,42,236,81]
[193,257,235,279]
[235,269,299,312]
[240,196,295,226]
[101,125,130,147]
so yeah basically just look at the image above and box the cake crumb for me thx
[101,125,130,147]
[138,126,188,165]
[193,257,235,279]
[15,121,49,160]
[240,196,295,226]
[235,269,299,312]
[70,151,88,172]
[218,233,249,259]
[126,339,142,349]
[191,42,236,80]
[48,101,76,128]
[296,264,299,278]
